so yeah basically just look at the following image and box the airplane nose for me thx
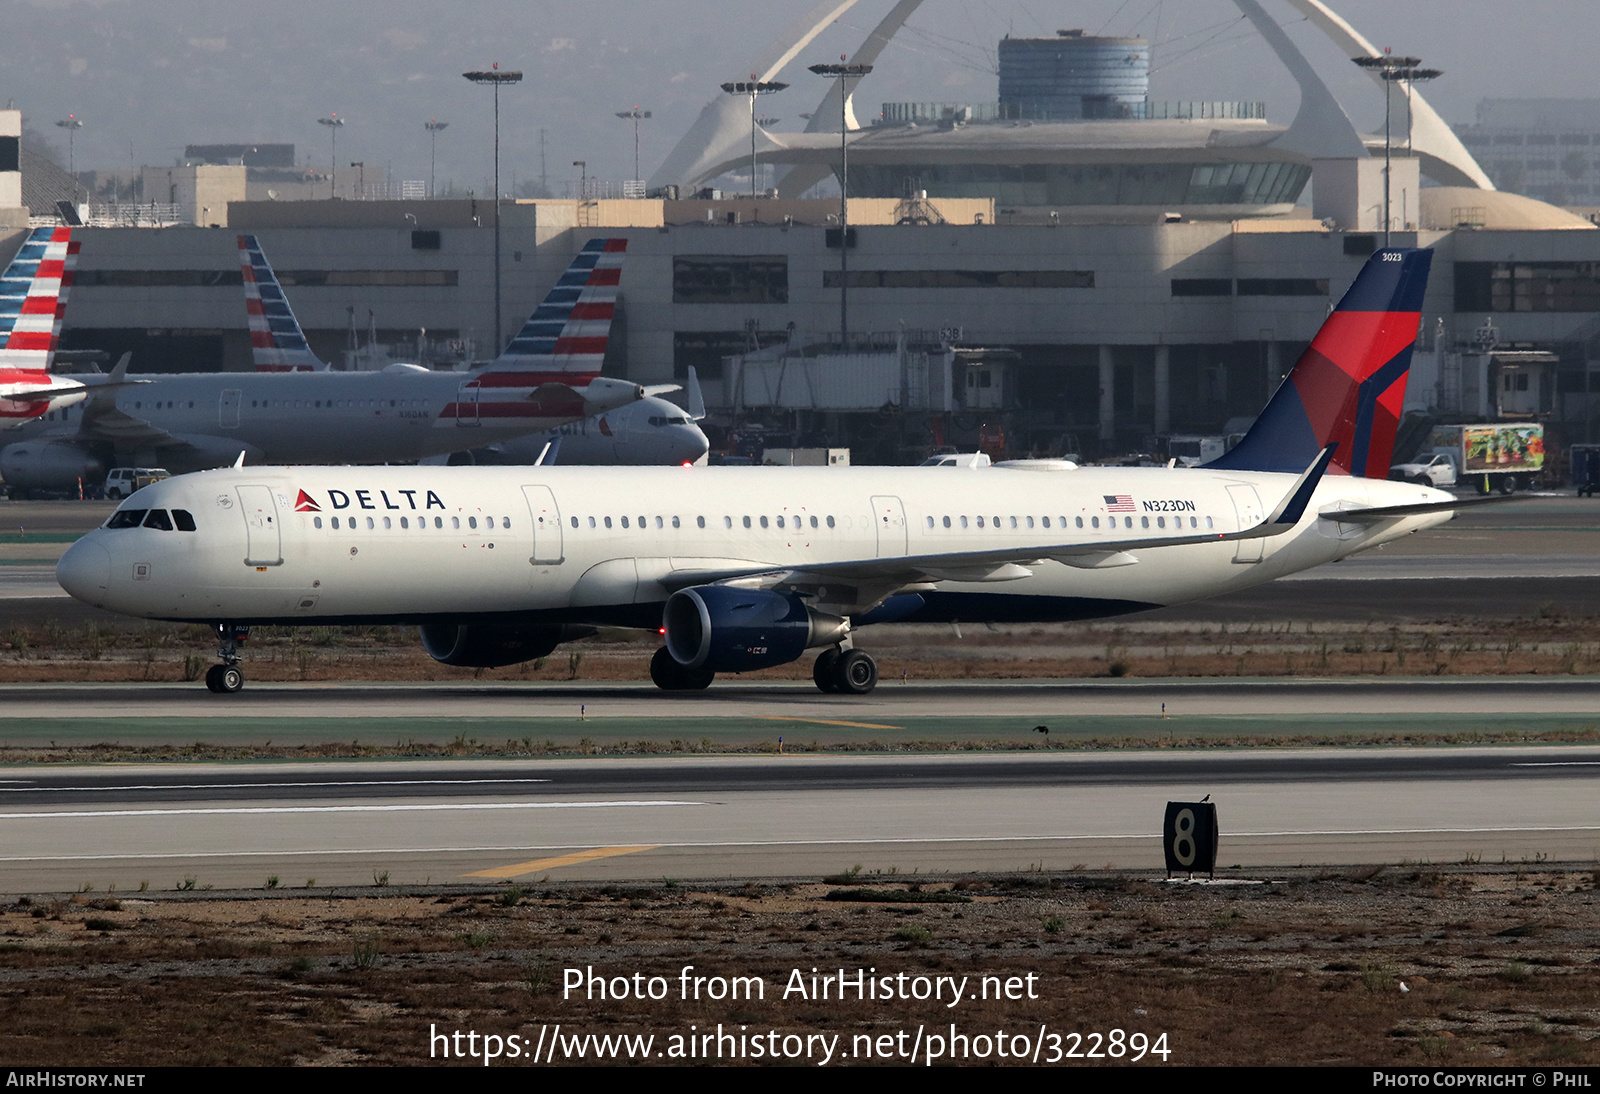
[57,538,111,606]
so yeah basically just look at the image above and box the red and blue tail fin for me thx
[1208,247,1432,478]
[480,237,626,382]
[0,226,78,372]
[238,234,328,372]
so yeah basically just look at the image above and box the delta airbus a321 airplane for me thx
[0,227,91,425]
[60,248,1467,696]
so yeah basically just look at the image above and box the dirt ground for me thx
[1,866,1597,1067]
[7,610,1600,684]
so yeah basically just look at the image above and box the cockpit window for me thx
[173,509,197,532]
[106,510,147,529]
[142,509,174,531]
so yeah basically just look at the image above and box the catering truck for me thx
[1389,423,1544,494]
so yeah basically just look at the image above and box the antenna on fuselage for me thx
[232,450,246,468]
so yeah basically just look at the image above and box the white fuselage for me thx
[2,368,640,481]
[58,463,1451,630]
[481,397,708,467]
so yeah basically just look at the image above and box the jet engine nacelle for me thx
[419,623,596,668]
[663,585,848,673]
[0,439,107,493]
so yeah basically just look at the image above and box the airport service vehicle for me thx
[59,249,1472,696]
[0,227,90,425]
[104,467,171,500]
[1570,444,1600,498]
[1390,423,1544,494]
[0,238,657,494]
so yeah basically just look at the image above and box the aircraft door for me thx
[522,485,564,564]
[1226,484,1263,564]
[220,389,242,429]
[870,495,908,557]
[236,485,283,566]
[455,380,481,427]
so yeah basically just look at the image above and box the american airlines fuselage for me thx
[0,367,646,489]
[59,462,1449,630]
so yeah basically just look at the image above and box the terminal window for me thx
[0,136,17,173]
[1236,278,1328,297]
[1171,278,1232,296]
[1455,261,1600,313]
[673,256,788,304]
[825,269,1093,289]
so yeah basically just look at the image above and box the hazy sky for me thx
[8,0,1600,193]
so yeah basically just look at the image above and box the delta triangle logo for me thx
[294,489,321,512]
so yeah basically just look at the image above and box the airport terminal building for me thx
[6,0,1600,464]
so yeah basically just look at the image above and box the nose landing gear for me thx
[204,624,250,694]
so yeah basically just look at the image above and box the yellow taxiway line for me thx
[464,844,657,879]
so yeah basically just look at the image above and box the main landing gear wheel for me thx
[812,648,842,693]
[813,648,877,695]
[649,646,715,691]
[204,664,244,693]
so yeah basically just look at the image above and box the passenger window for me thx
[1042,517,1051,529]
[621,516,630,528]
[571,516,578,528]
[1075,517,1083,529]
[976,516,984,528]
[810,516,818,528]
[435,517,444,529]
[671,516,679,528]
[1026,516,1035,529]
[959,516,969,528]
[760,516,769,529]
[469,516,478,529]
[638,515,645,528]
[942,516,951,528]
[696,516,704,528]
[742,516,751,529]
[604,516,613,528]
[925,516,934,528]
[1092,516,1100,529]
[656,516,665,529]
[723,516,732,528]
[313,516,323,529]
[367,517,375,530]
[1141,517,1150,529]
[401,517,409,529]
[383,517,392,529]
[1124,517,1133,528]
[826,516,835,528]
[331,517,341,530]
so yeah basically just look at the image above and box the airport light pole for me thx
[424,119,448,198]
[1351,53,1437,246]
[463,64,523,355]
[614,107,652,192]
[809,59,871,351]
[316,115,343,199]
[54,116,83,204]
[350,161,365,199]
[719,79,786,199]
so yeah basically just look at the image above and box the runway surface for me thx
[0,747,1595,892]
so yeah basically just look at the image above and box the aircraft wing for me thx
[74,354,189,451]
[663,447,1334,603]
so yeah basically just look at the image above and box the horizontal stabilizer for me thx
[1321,494,1524,523]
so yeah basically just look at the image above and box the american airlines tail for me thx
[1207,247,1432,478]
[477,237,626,384]
[237,234,329,372]
[0,226,79,372]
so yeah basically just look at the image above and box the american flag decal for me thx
[1104,494,1135,512]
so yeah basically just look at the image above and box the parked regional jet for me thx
[60,249,1466,696]
[0,238,655,494]
[0,227,90,425]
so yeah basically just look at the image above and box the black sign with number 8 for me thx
[1163,800,1219,877]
